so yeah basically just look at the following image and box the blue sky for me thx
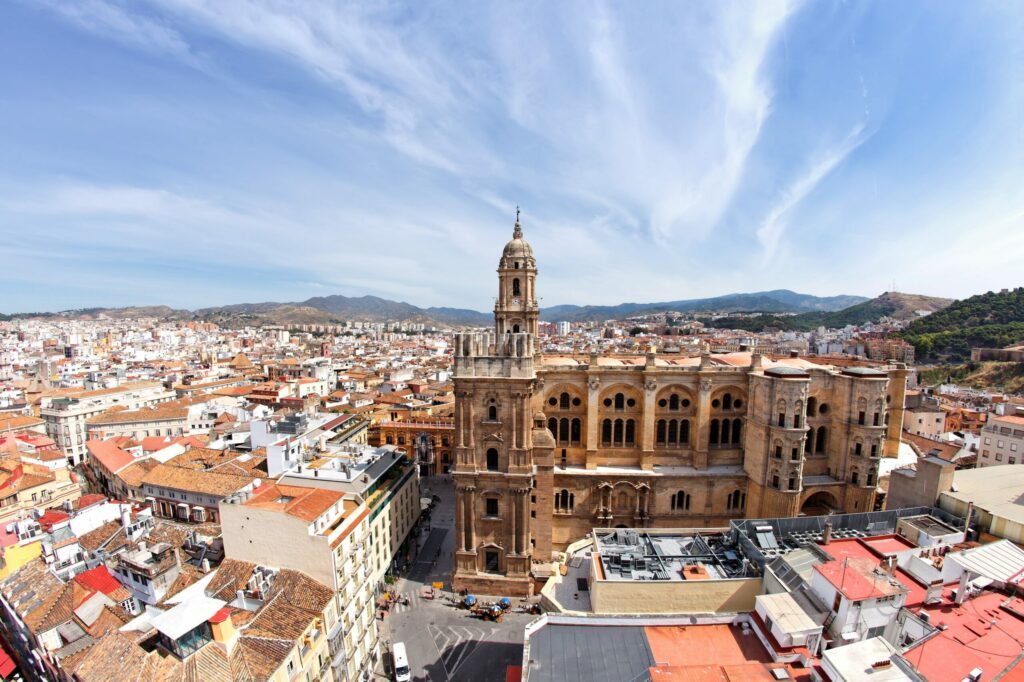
[1,1,1022,313]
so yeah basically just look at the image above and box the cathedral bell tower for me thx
[451,209,540,597]
[494,209,539,337]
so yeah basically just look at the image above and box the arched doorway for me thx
[801,490,840,516]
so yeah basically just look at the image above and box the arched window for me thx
[548,417,557,438]
[732,418,742,444]
[614,393,625,410]
[571,418,581,444]
[512,324,520,333]
[710,419,720,445]
[669,394,679,410]
[625,419,636,445]
[555,489,575,512]
[866,468,877,487]
[851,469,860,485]
[777,400,787,427]
[680,419,690,446]
[667,419,678,444]
[560,392,570,410]
[656,419,667,444]
[602,419,612,445]
[854,440,863,456]
[727,489,745,510]
[613,419,624,445]
[816,426,827,454]
[720,419,731,445]
[512,278,521,296]
[723,393,732,411]
[671,490,690,512]
[486,448,499,471]
[559,418,569,443]
[488,405,498,421]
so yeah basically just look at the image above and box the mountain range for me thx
[2,290,873,327]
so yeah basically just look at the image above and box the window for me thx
[560,392,570,410]
[793,415,801,429]
[791,447,799,461]
[774,444,782,459]
[723,393,733,410]
[671,490,690,511]
[486,448,499,470]
[488,405,497,421]
[625,419,636,445]
[727,489,745,511]
[873,413,881,426]
[601,419,612,445]
[485,550,500,572]
[789,476,796,491]
[710,419,720,445]
[732,418,741,444]
[996,453,1003,462]
[511,278,521,296]
[555,489,574,512]
[870,444,878,457]
[858,411,866,426]
[778,412,786,427]
[854,442,862,456]
[772,474,780,489]
[485,498,499,516]
[851,470,860,485]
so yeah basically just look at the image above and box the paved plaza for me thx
[376,477,532,681]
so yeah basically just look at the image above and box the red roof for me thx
[86,439,136,473]
[904,589,1024,680]
[37,510,70,532]
[73,565,125,598]
[75,493,106,510]
[814,557,908,601]
[209,607,232,624]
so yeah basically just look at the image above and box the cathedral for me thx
[451,215,908,596]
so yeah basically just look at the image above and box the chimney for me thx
[209,608,238,653]
[955,570,970,605]
[823,518,833,545]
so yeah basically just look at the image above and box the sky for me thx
[1,1,1022,313]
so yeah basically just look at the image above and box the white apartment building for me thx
[219,483,380,681]
[40,381,176,464]
[979,413,1024,467]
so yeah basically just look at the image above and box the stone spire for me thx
[513,206,523,239]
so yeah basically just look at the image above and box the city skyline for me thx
[2,1,1023,313]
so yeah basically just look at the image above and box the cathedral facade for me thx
[451,217,908,596]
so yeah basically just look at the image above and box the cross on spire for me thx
[513,205,522,239]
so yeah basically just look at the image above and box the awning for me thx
[0,647,17,679]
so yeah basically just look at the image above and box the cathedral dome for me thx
[500,210,535,267]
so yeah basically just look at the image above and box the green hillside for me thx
[898,288,1024,361]
[702,292,951,333]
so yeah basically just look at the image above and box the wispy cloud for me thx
[756,122,869,262]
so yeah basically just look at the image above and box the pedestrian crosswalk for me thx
[429,623,492,677]
[389,589,427,614]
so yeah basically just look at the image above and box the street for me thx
[377,477,530,682]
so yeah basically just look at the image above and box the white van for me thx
[393,642,411,682]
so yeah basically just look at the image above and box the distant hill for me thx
[703,292,954,333]
[897,288,1024,361]
[3,289,866,329]
[539,290,867,322]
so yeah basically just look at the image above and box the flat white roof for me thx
[823,637,913,681]
[150,595,225,640]
[942,465,1024,525]
[756,592,820,634]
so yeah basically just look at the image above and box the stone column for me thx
[456,490,466,551]
[509,491,518,555]
[466,487,476,551]
[641,377,657,470]
[695,378,712,469]
[586,373,600,470]
[520,488,530,556]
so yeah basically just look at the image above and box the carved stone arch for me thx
[480,488,505,497]
[544,383,586,411]
[599,383,643,404]
[655,384,697,412]
[711,385,748,409]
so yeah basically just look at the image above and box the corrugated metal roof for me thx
[948,540,1024,584]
